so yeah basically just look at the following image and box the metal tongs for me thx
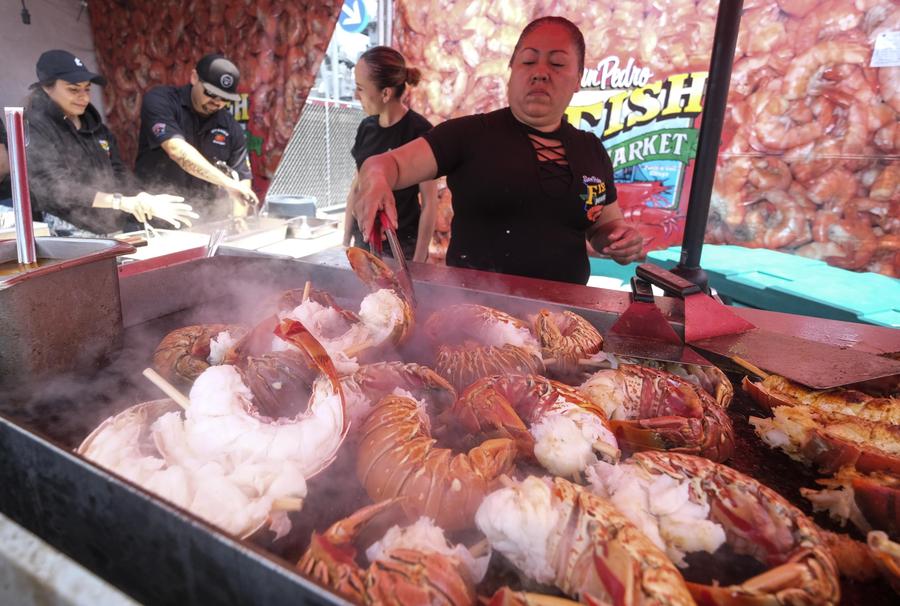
[205,228,228,258]
[142,220,161,241]
[370,210,417,307]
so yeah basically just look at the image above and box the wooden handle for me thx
[731,356,770,379]
[116,235,148,247]
[142,368,190,410]
[272,497,304,512]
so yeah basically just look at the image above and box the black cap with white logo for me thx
[196,53,241,102]
[35,49,107,86]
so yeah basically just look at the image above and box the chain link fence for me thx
[267,97,365,210]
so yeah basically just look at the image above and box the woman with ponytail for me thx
[352,18,643,284]
[343,46,438,262]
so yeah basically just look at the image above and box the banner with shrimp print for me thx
[396,0,899,277]
[565,69,708,254]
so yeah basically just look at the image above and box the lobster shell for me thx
[743,375,899,425]
[629,451,841,606]
[356,395,517,531]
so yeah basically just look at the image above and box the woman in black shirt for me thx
[343,46,438,262]
[351,18,643,284]
[25,50,196,236]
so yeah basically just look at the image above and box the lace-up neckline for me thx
[517,119,573,197]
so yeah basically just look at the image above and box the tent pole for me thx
[673,0,744,292]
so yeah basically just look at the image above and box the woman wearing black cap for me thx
[25,49,197,236]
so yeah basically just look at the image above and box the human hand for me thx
[352,174,398,243]
[600,223,644,264]
[124,192,199,228]
[226,179,260,210]
[227,187,254,218]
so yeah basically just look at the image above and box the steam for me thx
[3,249,623,564]
[20,88,193,234]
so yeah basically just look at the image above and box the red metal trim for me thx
[116,246,207,278]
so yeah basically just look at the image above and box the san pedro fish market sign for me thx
[566,56,708,253]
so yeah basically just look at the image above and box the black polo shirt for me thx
[134,84,251,218]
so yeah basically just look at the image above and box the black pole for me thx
[673,0,744,292]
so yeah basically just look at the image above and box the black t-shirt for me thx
[351,109,432,256]
[0,119,11,201]
[25,90,133,234]
[423,107,617,285]
[134,85,251,220]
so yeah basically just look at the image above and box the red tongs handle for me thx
[370,210,417,307]
[368,211,390,256]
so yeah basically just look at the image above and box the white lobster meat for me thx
[163,365,345,479]
[475,475,694,604]
[587,460,727,566]
[79,399,306,539]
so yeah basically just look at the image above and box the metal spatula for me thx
[604,276,714,366]
[635,264,755,343]
[635,263,900,389]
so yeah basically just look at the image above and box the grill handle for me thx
[5,107,36,265]
[636,263,703,298]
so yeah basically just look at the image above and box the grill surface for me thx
[0,252,895,604]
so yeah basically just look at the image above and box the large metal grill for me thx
[267,98,365,210]
[2,249,897,605]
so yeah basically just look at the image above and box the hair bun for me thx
[405,66,422,87]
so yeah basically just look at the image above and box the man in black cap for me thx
[135,53,258,222]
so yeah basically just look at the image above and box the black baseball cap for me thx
[196,53,241,102]
[35,50,107,86]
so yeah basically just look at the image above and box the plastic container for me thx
[263,195,317,219]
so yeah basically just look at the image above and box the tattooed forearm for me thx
[161,139,231,187]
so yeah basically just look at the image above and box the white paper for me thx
[871,31,900,68]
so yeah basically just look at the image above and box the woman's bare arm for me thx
[413,178,439,263]
[353,137,438,240]
[343,173,359,246]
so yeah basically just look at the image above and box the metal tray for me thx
[0,253,627,606]
[286,216,339,240]
[187,216,289,251]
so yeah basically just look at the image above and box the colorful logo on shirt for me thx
[152,122,166,138]
[211,128,229,146]
[98,138,111,157]
[581,175,609,221]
